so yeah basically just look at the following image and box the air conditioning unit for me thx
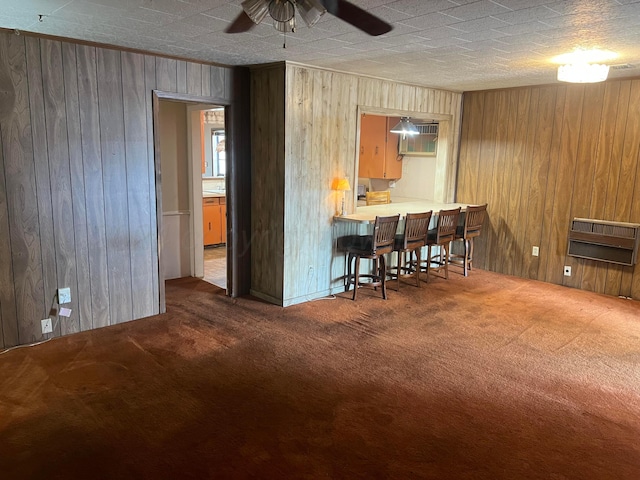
[398,123,438,156]
[568,218,640,266]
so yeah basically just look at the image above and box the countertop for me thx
[334,200,470,224]
[203,190,226,198]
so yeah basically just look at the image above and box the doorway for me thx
[200,107,228,289]
[152,72,252,314]
[155,96,230,300]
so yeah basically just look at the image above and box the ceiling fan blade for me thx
[225,11,256,34]
[319,0,392,36]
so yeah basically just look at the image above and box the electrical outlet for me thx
[41,318,53,334]
[532,246,539,256]
[57,287,71,304]
[564,266,572,276]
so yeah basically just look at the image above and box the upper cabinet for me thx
[358,114,402,179]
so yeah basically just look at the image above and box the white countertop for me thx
[203,190,225,198]
[334,200,470,224]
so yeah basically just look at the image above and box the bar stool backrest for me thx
[435,208,461,244]
[463,204,488,239]
[401,211,432,250]
[373,215,400,255]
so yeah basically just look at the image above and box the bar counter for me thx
[334,200,470,224]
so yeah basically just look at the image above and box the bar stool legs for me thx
[345,252,389,300]
[340,214,400,301]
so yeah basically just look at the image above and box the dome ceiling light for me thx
[553,48,618,83]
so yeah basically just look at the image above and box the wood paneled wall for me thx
[284,66,360,305]
[0,31,232,348]
[457,79,640,300]
[250,64,286,304]
[250,62,463,305]
[227,66,252,298]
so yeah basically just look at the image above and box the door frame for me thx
[186,103,222,279]
[152,78,251,312]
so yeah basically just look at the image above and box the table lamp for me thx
[332,177,351,216]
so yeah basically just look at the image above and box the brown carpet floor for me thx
[1,270,640,479]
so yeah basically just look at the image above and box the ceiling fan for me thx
[225,0,392,36]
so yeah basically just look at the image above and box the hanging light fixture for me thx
[241,0,326,32]
[390,117,419,138]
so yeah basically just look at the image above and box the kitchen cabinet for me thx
[358,114,402,179]
[203,197,226,246]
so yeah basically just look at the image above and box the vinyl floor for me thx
[203,245,226,290]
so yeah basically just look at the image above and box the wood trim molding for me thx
[0,27,232,69]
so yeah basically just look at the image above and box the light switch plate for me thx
[41,318,53,334]
[57,287,71,304]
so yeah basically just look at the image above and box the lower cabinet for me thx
[203,197,226,246]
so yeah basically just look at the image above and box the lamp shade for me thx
[242,0,270,23]
[274,16,296,32]
[297,0,326,27]
[332,177,351,191]
[390,117,419,135]
[268,0,295,22]
[557,63,609,83]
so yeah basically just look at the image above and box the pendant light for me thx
[390,117,419,138]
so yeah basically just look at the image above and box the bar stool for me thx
[389,211,432,289]
[338,214,400,300]
[422,207,461,281]
[450,204,487,276]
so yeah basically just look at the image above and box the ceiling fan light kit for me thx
[241,0,323,31]
[242,0,271,23]
[229,0,393,36]
[296,0,326,27]
[274,16,296,32]
[268,0,296,22]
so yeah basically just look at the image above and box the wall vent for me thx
[416,123,438,135]
[611,63,635,70]
[568,218,640,266]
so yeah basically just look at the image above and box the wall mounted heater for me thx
[567,218,640,266]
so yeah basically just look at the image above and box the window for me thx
[399,123,438,156]
[212,130,226,177]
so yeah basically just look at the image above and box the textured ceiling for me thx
[2,0,640,91]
